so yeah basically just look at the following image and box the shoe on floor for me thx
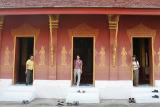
[152,89,158,93]
[152,95,159,98]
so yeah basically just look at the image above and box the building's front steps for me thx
[66,86,100,103]
[0,79,160,103]
[0,85,36,102]
[131,86,160,103]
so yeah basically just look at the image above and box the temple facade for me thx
[0,0,160,102]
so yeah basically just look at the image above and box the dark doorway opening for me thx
[133,38,153,86]
[14,37,34,84]
[73,37,93,86]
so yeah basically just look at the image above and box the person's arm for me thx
[26,60,29,74]
[81,60,83,73]
[137,61,140,68]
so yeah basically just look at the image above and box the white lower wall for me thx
[95,80,133,99]
[33,80,71,99]
[155,80,160,87]
[1,79,160,100]
[33,80,133,99]
[0,79,12,91]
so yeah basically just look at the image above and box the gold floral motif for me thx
[61,46,67,66]
[39,46,45,65]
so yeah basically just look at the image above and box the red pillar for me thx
[108,15,119,80]
[48,15,59,79]
[0,16,4,76]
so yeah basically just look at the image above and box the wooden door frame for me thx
[71,36,95,86]
[131,36,154,86]
[13,36,35,84]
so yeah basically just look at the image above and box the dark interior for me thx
[73,37,93,85]
[133,38,152,85]
[15,37,34,84]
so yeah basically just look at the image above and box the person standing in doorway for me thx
[74,55,83,86]
[26,55,34,85]
[132,55,140,86]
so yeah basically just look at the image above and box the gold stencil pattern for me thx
[98,47,106,67]
[158,48,160,66]
[61,46,67,66]
[4,46,10,65]
[121,47,127,67]
[39,46,45,65]
[0,16,4,30]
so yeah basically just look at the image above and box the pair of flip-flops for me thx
[152,95,159,98]
[129,98,136,103]
[152,89,159,93]
[56,100,65,106]
[22,100,29,104]
[77,90,85,93]
[67,101,79,106]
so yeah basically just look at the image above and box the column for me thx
[0,16,4,74]
[48,15,59,79]
[108,15,119,80]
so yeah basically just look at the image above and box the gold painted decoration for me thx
[127,23,156,43]
[121,47,127,67]
[108,15,120,67]
[4,46,10,65]
[11,24,39,41]
[61,46,67,66]
[39,46,45,65]
[69,23,99,38]
[98,47,106,67]
[158,48,160,66]
[49,15,59,65]
[0,16,4,30]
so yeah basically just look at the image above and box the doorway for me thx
[132,37,153,86]
[73,37,94,86]
[14,37,34,84]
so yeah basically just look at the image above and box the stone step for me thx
[0,85,36,102]
[66,87,100,103]
[131,87,160,103]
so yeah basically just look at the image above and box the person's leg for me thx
[73,69,77,85]
[30,70,33,85]
[76,69,81,86]
[134,70,138,86]
[26,70,30,85]
[133,70,135,86]
[136,70,139,86]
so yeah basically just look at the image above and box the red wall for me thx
[118,16,160,80]
[0,15,160,80]
[0,15,50,79]
[56,15,110,80]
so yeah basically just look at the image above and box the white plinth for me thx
[131,87,160,103]
[66,86,100,103]
[0,85,36,102]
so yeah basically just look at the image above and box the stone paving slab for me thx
[0,99,160,107]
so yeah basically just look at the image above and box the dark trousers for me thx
[26,69,33,85]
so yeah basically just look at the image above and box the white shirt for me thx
[132,61,139,70]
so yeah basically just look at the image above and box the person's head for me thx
[76,55,80,60]
[30,55,33,60]
[132,55,136,61]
